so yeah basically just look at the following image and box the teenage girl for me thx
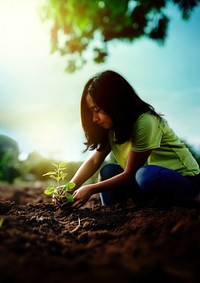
[70,70,200,208]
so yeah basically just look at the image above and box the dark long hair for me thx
[81,70,161,151]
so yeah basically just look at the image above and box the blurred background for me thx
[0,0,200,184]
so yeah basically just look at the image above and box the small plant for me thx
[43,162,75,207]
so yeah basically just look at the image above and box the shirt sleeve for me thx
[131,113,162,152]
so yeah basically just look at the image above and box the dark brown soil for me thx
[0,183,200,283]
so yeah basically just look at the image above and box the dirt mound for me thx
[0,184,200,283]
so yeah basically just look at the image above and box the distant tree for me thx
[0,135,21,183]
[22,152,82,182]
[22,151,56,181]
[40,0,200,72]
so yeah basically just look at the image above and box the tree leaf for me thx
[40,0,199,72]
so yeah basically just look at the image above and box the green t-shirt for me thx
[109,113,200,176]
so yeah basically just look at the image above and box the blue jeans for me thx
[99,164,200,206]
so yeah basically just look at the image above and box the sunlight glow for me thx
[0,0,48,59]
[0,1,200,162]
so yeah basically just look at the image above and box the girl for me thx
[71,70,200,208]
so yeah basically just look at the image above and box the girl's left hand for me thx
[72,185,93,209]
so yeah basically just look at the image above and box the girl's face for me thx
[86,94,113,129]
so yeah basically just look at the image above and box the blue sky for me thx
[0,0,200,161]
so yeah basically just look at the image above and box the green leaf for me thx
[66,193,74,202]
[61,172,67,180]
[43,171,56,176]
[65,182,76,190]
[55,176,61,182]
[59,162,67,169]
[44,186,55,195]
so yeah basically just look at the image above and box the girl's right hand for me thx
[72,185,93,209]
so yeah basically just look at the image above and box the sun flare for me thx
[0,0,47,58]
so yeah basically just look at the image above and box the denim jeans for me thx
[99,163,200,206]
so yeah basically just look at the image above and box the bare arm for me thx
[88,149,152,194]
[72,149,151,208]
[70,144,111,190]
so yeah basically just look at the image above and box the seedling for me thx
[43,162,75,207]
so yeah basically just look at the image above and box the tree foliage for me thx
[0,135,20,183]
[40,0,200,72]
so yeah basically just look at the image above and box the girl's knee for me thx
[135,165,162,192]
[100,163,123,180]
[135,166,150,191]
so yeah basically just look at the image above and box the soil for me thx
[0,183,200,283]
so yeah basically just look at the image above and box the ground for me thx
[0,183,200,283]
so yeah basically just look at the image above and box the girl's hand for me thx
[72,185,93,209]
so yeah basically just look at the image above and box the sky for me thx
[0,0,200,162]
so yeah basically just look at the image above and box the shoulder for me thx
[135,112,161,129]
[132,112,164,142]
[132,113,164,151]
